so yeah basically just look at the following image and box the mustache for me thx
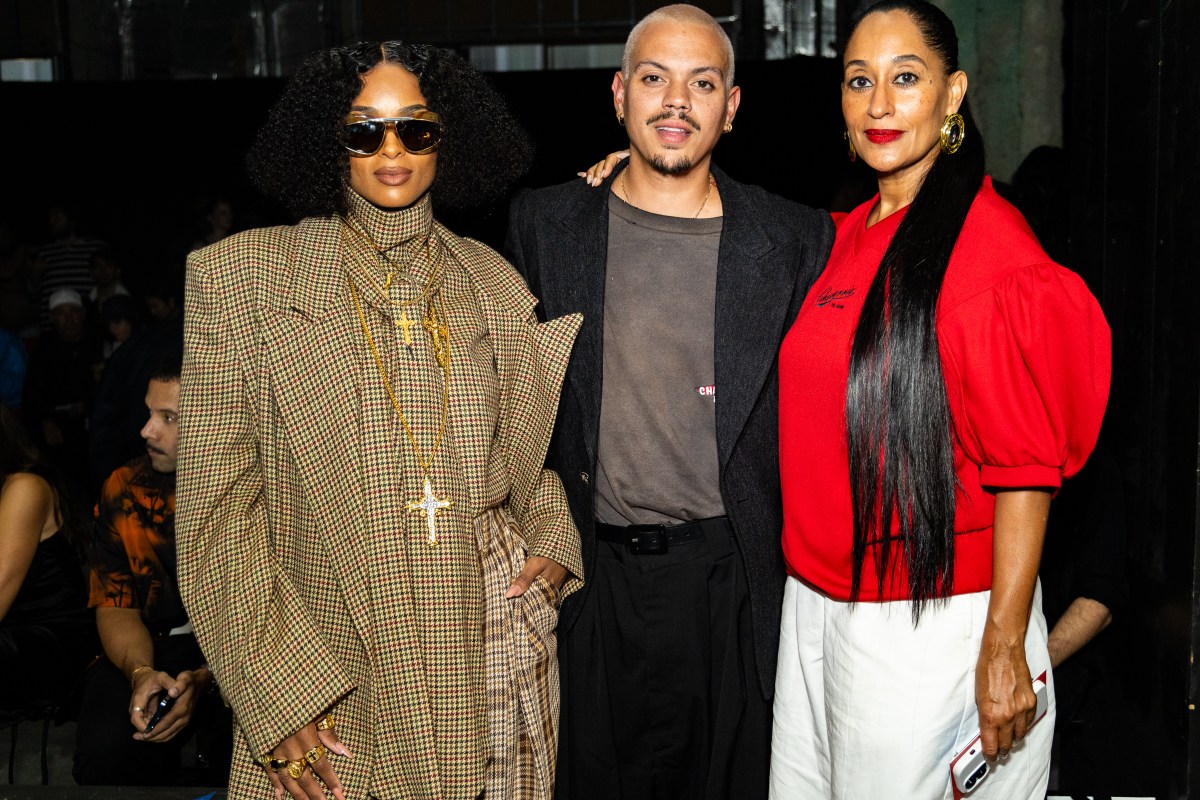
[644,111,702,132]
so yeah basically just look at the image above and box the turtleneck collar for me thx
[344,187,434,251]
[341,188,442,295]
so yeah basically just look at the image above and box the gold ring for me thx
[304,744,326,764]
[257,754,280,770]
[315,714,335,731]
[284,759,308,780]
[132,706,145,713]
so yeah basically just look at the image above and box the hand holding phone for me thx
[950,672,1049,796]
[143,689,176,734]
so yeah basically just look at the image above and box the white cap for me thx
[48,289,83,310]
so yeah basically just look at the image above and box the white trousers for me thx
[769,576,1054,800]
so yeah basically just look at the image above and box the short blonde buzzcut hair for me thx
[621,4,736,89]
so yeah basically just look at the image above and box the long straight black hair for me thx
[844,0,985,622]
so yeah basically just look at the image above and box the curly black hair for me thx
[247,42,533,219]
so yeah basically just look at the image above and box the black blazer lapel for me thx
[713,167,799,469]
[536,171,614,468]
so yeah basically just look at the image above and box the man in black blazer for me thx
[505,5,833,798]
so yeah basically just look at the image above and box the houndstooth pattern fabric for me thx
[477,507,560,799]
[177,194,581,800]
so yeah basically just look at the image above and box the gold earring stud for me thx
[844,130,857,163]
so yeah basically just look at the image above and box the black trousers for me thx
[73,633,232,787]
[556,517,771,800]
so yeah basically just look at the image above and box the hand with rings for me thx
[259,714,350,800]
[128,665,214,743]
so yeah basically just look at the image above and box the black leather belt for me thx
[594,516,724,555]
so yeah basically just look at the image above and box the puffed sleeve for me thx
[940,262,1111,490]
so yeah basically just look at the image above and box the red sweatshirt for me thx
[779,178,1110,601]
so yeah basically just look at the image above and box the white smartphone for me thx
[949,671,1049,796]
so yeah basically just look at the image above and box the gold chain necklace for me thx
[340,220,446,353]
[339,215,440,300]
[348,275,453,546]
[620,170,715,218]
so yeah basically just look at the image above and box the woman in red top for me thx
[770,1,1109,798]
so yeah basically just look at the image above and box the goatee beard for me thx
[648,155,694,176]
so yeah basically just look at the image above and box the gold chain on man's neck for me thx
[620,170,715,218]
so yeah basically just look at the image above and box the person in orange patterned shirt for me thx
[73,356,230,786]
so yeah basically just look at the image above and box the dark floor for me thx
[3,720,223,799]
[0,719,1167,799]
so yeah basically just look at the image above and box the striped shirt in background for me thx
[36,237,106,329]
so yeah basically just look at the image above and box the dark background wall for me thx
[0,56,848,284]
[1064,0,1200,796]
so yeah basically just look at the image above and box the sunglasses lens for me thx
[344,120,386,154]
[397,120,443,154]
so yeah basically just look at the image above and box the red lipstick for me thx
[865,129,903,144]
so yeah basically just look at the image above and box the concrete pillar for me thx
[932,0,1063,182]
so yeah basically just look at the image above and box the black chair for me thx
[1,653,97,785]
[1,701,58,785]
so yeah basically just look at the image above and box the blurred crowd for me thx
[0,196,236,786]
[0,198,233,498]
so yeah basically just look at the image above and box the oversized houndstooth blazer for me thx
[176,211,582,799]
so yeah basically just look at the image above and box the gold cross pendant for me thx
[396,310,417,346]
[407,477,452,546]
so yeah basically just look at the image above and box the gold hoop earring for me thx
[616,112,625,127]
[939,113,965,154]
[844,130,857,163]
[723,121,733,134]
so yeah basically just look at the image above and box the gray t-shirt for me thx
[594,192,726,526]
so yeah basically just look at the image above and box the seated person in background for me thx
[143,271,184,330]
[23,289,102,502]
[189,196,235,252]
[87,248,130,312]
[88,274,183,494]
[98,294,140,362]
[32,203,105,332]
[74,357,230,787]
[1040,440,1130,790]
[1043,445,1126,670]
[0,406,96,713]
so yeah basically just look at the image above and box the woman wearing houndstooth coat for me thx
[175,42,581,800]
